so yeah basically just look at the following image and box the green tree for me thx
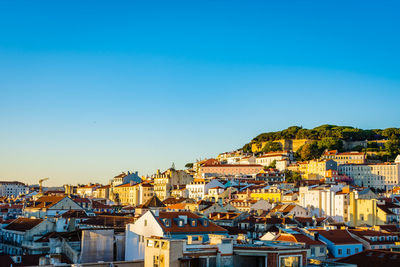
[298,142,322,161]
[185,163,194,169]
[385,134,400,159]
[352,145,365,152]
[266,160,277,169]
[261,141,282,153]
[317,137,343,151]
[284,170,302,183]
[242,143,252,153]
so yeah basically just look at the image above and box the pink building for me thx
[200,164,263,176]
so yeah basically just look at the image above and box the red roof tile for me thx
[309,229,361,245]
[28,196,66,208]
[4,218,43,232]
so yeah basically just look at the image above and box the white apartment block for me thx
[299,185,349,222]
[256,151,293,167]
[76,184,100,198]
[0,181,28,198]
[338,162,400,190]
[187,179,224,200]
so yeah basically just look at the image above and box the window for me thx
[144,220,147,226]
[280,256,300,267]
[338,249,342,255]
[320,247,325,254]
[311,247,315,256]
[347,248,351,254]
[355,248,359,253]
[153,256,159,267]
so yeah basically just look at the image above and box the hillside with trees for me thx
[242,125,400,161]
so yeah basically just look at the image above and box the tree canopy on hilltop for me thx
[251,124,398,143]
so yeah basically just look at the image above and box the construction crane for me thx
[39,178,49,194]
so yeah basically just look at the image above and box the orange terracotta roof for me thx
[115,183,136,188]
[277,233,325,246]
[309,229,361,245]
[276,233,297,242]
[165,203,187,210]
[4,218,43,231]
[203,164,262,167]
[28,196,66,208]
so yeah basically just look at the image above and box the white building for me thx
[338,160,400,190]
[276,159,290,171]
[0,181,28,198]
[125,210,227,261]
[76,184,100,198]
[0,218,54,255]
[23,196,83,219]
[299,185,349,222]
[256,151,294,167]
[186,179,224,200]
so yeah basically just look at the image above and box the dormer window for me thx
[163,218,171,227]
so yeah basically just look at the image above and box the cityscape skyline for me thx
[1,1,400,186]
[1,2,400,266]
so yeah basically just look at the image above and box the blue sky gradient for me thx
[1,1,399,185]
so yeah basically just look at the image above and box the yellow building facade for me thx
[299,159,337,180]
[348,192,389,227]
[322,150,366,165]
[113,183,139,205]
[251,139,314,153]
[250,187,282,202]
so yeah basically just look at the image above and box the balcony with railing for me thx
[0,236,22,247]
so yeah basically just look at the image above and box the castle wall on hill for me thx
[251,139,315,152]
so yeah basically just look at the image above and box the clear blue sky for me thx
[1,1,399,186]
